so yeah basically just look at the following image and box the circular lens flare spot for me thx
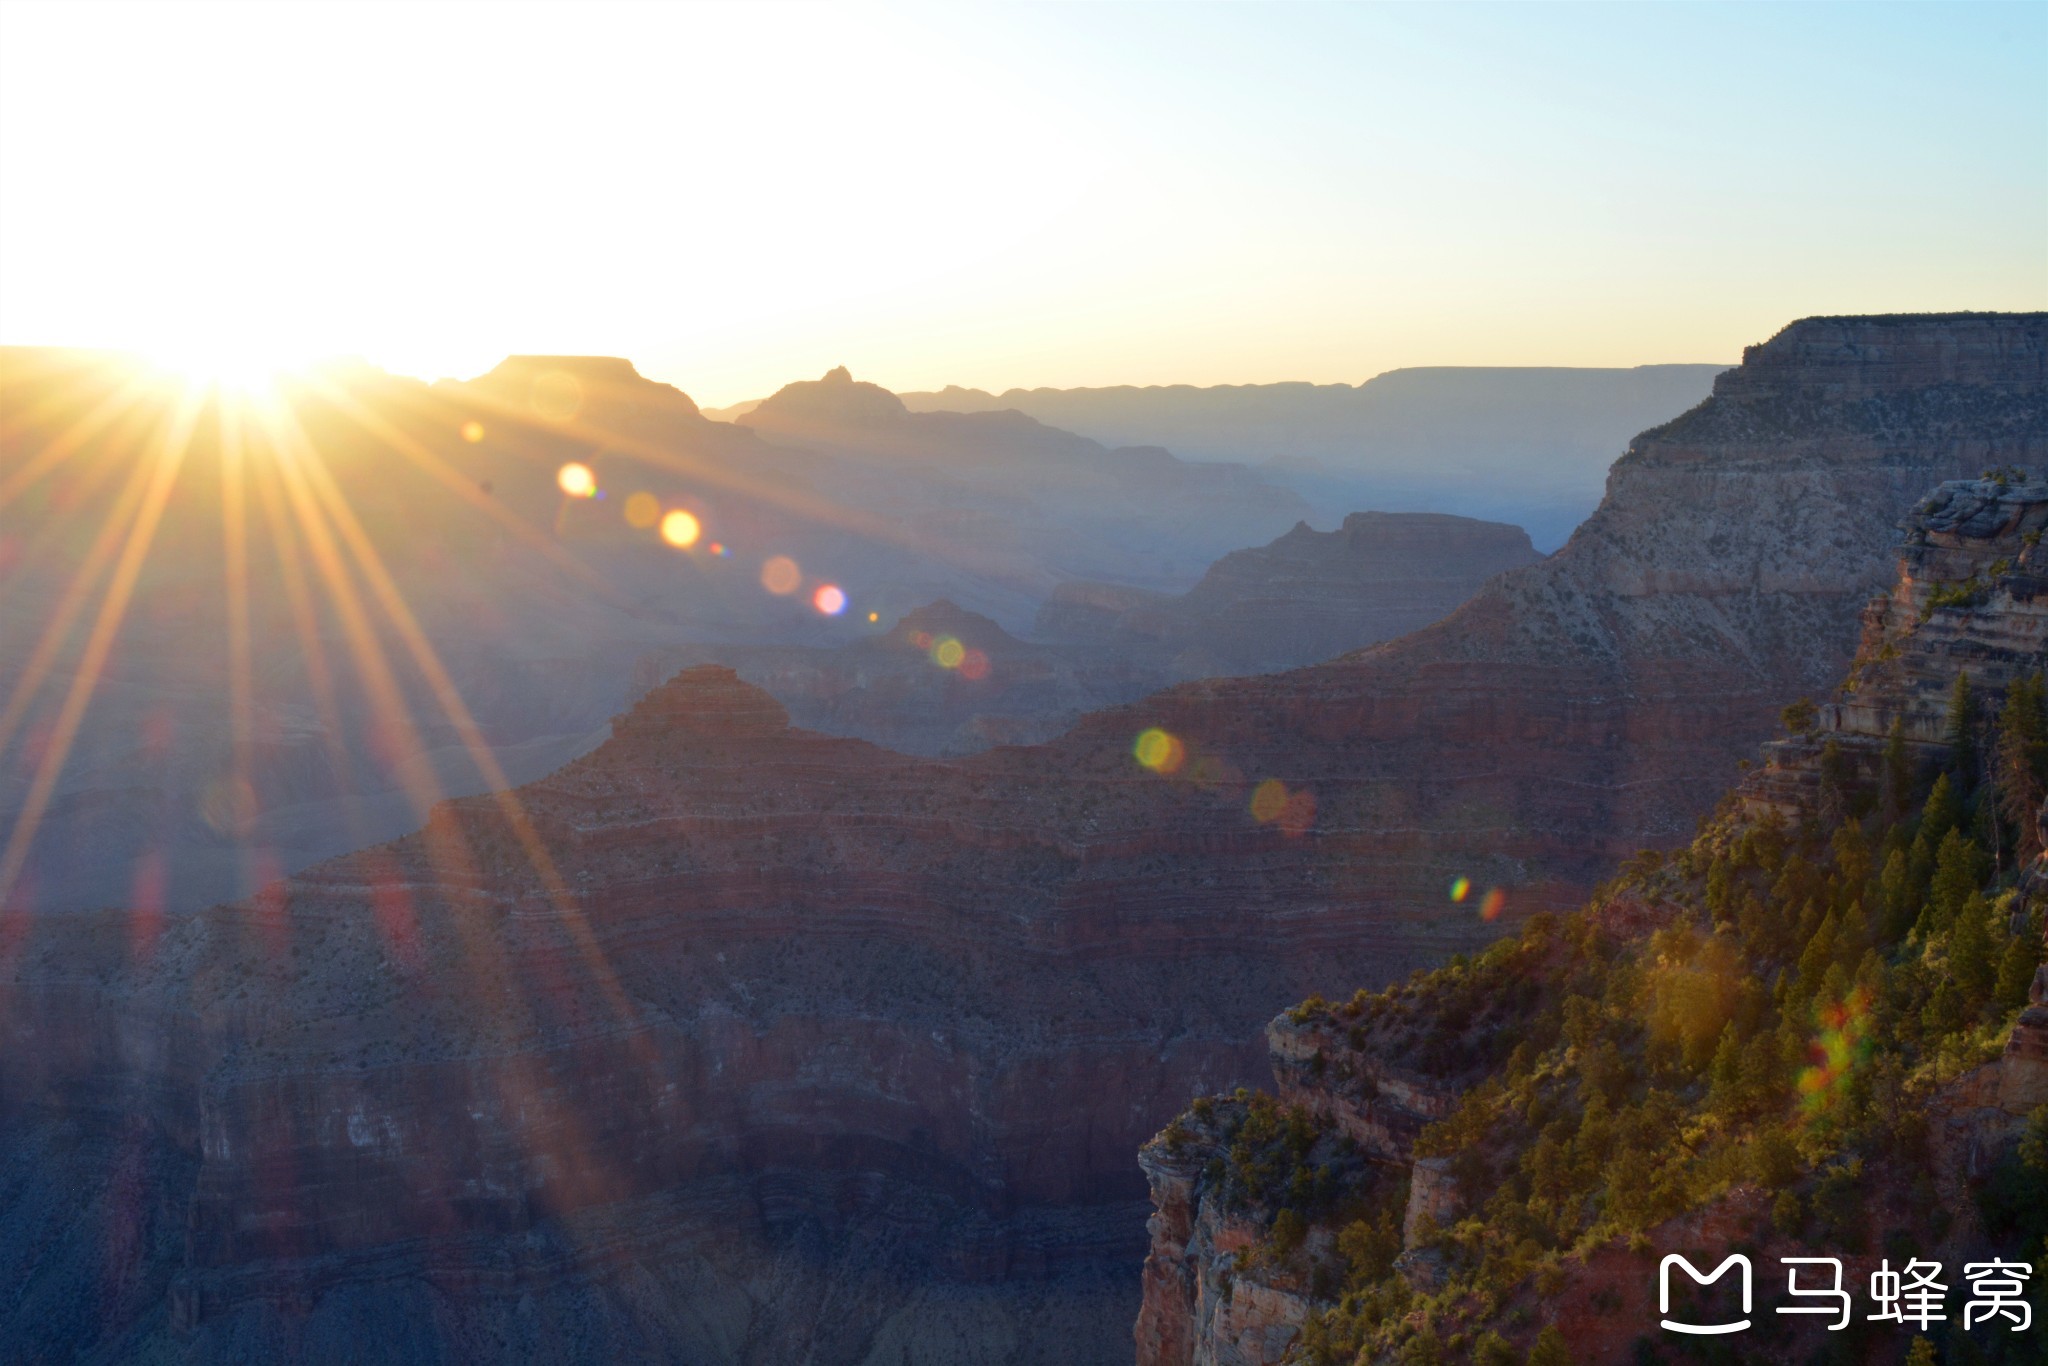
[531,370,585,422]
[959,648,990,680]
[1449,876,1470,903]
[761,555,801,594]
[1249,778,1289,824]
[1133,728,1185,774]
[661,510,702,548]
[932,637,966,669]
[1479,887,1507,921]
[867,611,880,623]
[557,462,597,498]
[813,584,847,616]
[624,491,661,529]
[460,420,485,443]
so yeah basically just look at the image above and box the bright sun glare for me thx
[144,337,322,395]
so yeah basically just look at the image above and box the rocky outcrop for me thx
[1744,474,2048,817]
[1036,512,1540,677]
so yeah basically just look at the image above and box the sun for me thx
[142,335,327,397]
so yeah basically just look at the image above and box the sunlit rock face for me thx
[1036,512,1540,679]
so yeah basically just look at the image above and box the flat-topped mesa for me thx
[1713,314,2048,402]
[1628,313,2047,462]
[1743,474,2048,817]
[607,664,790,744]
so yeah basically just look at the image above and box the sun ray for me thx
[0,367,158,511]
[0,397,187,765]
[303,377,631,607]
[0,387,204,910]
[271,401,640,1021]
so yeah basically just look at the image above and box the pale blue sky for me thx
[1,1,2041,402]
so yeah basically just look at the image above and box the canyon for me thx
[1135,472,2048,1364]
[0,314,2042,1363]
[632,512,1539,755]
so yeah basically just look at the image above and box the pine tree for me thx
[1880,848,1915,943]
[1922,773,1961,848]
[1528,1325,1572,1366]
[1924,830,1981,934]
[1949,671,1978,792]
[1995,911,2044,1012]
[1950,893,1998,1011]
[1884,715,1914,823]
[1996,672,2048,863]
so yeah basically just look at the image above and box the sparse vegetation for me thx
[1193,656,2048,1366]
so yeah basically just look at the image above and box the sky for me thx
[1,1,2042,407]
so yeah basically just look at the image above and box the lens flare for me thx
[1250,779,1316,836]
[1797,986,1874,1123]
[1449,876,1471,903]
[661,509,702,548]
[867,611,880,623]
[460,421,484,443]
[1250,778,1289,824]
[623,491,660,529]
[932,636,966,669]
[557,462,596,498]
[1133,728,1186,774]
[959,648,990,680]
[813,584,847,615]
[530,370,585,422]
[761,554,801,594]
[1479,887,1507,921]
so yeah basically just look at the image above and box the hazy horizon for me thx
[2,1,2041,408]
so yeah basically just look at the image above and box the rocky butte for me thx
[1036,512,1541,680]
[0,314,2042,1362]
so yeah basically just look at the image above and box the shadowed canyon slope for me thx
[1037,512,1540,680]
[0,315,2041,1363]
